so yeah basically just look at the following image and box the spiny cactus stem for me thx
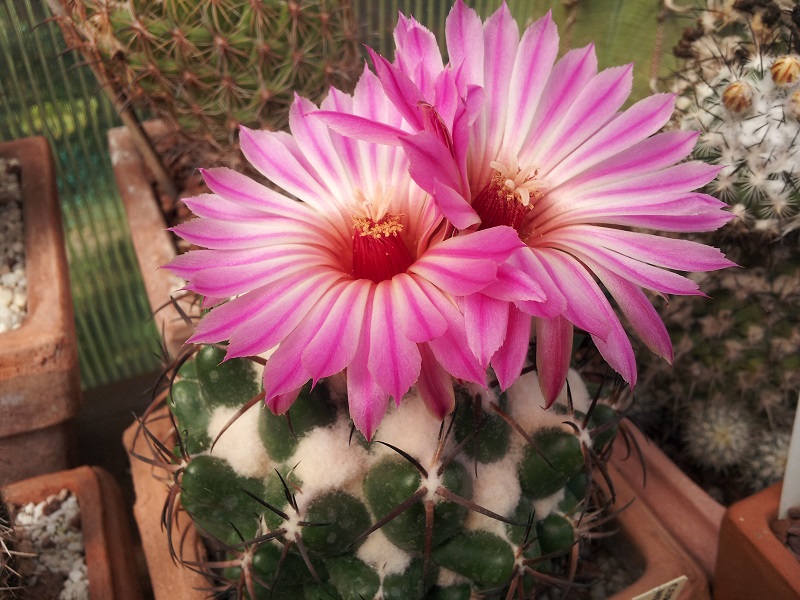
[210,391,266,451]
[46,0,180,201]
[350,488,429,548]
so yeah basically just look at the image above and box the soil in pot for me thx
[0,157,26,334]
[771,505,800,562]
[4,489,89,599]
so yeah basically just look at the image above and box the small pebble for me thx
[0,157,26,331]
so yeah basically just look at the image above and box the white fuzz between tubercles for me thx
[206,405,273,479]
[507,369,591,435]
[291,418,370,506]
[374,390,454,471]
[355,528,412,577]
[462,453,521,536]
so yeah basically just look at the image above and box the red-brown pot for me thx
[0,137,80,485]
[2,465,143,600]
[610,420,726,580]
[125,406,711,600]
[714,482,800,600]
[108,121,195,358]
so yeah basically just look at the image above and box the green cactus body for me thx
[161,350,618,598]
[59,0,362,166]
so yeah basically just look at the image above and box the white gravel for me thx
[0,157,26,334]
[11,489,89,600]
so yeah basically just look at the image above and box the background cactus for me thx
[55,0,362,169]
[141,345,623,599]
[631,0,800,503]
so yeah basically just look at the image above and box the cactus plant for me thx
[54,0,362,168]
[136,344,622,599]
[0,494,21,595]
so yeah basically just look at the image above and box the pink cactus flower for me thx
[166,70,537,439]
[319,1,735,403]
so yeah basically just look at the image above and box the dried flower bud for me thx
[770,55,800,87]
[790,89,800,120]
[722,80,754,113]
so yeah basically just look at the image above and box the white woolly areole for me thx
[506,370,571,436]
[462,453,521,537]
[206,404,273,479]
[436,567,470,588]
[290,418,370,507]
[373,390,452,472]
[533,489,567,521]
[355,528,412,577]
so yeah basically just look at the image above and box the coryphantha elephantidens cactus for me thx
[632,0,800,501]
[138,345,621,599]
[55,0,362,167]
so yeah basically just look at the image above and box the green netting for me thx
[0,0,161,388]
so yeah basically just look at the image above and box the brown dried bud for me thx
[789,89,800,120]
[770,55,800,87]
[722,81,754,113]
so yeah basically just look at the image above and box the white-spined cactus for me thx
[140,345,621,599]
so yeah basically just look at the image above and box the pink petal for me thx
[511,248,567,318]
[590,261,673,362]
[416,278,485,384]
[186,247,331,298]
[521,44,598,159]
[554,130,700,192]
[368,47,425,132]
[535,315,573,406]
[446,0,485,88]
[239,126,330,207]
[557,226,734,272]
[502,12,559,155]
[535,64,633,172]
[590,314,637,388]
[182,193,267,220]
[348,292,390,440]
[369,281,422,402]
[545,234,708,296]
[431,179,481,230]
[391,273,448,343]
[302,280,371,380]
[416,344,456,420]
[313,110,407,145]
[265,387,303,416]
[491,305,532,391]
[171,218,312,250]
[546,93,676,186]
[482,3,520,157]
[478,258,547,303]
[463,293,509,368]
[535,248,614,339]
[200,168,317,221]
[394,14,444,98]
[401,131,464,198]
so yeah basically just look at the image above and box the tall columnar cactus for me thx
[56,0,362,167]
[145,345,620,599]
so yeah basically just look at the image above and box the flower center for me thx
[472,161,545,237]
[352,214,414,283]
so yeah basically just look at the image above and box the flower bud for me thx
[722,81,753,113]
[770,55,800,87]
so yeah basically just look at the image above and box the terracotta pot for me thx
[714,482,800,600]
[108,121,195,358]
[2,465,144,600]
[125,406,710,600]
[0,137,81,485]
[610,420,725,580]
[123,409,208,600]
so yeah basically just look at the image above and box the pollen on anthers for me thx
[489,160,546,207]
[353,214,404,239]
